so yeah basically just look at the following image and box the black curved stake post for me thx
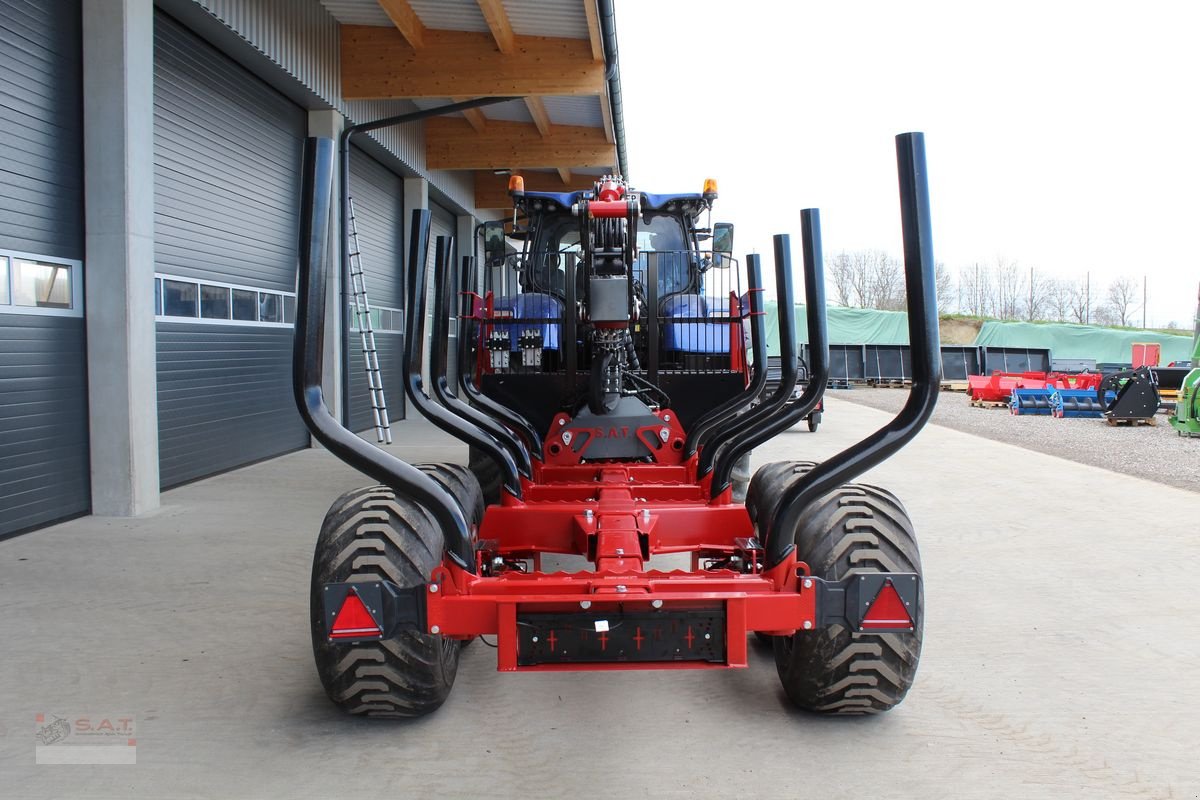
[765,132,942,568]
[403,211,524,500]
[683,253,768,458]
[710,209,830,497]
[429,237,532,476]
[697,235,799,482]
[291,138,475,573]
[456,255,545,458]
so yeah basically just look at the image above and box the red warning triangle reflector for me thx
[861,581,914,630]
[329,591,382,639]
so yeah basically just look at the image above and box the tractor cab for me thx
[473,177,747,443]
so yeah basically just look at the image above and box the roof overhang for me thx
[324,0,628,210]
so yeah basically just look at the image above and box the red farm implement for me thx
[293,115,940,717]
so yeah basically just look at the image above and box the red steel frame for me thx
[425,459,820,672]
[433,267,809,672]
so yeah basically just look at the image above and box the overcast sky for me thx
[615,0,1200,329]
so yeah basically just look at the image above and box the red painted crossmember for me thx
[329,591,382,639]
[860,580,914,630]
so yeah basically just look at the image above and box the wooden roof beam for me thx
[583,0,604,62]
[376,0,425,49]
[524,96,552,137]
[342,26,605,99]
[476,0,515,54]
[427,118,615,170]
[450,97,488,133]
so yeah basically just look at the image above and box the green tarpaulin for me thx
[763,302,909,355]
[762,302,1194,363]
[973,320,1192,364]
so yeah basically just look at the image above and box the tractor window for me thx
[527,216,581,295]
[634,214,692,297]
[637,215,685,252]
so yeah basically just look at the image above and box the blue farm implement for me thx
[1009,387,1052,415]
[1050,388,1104,418]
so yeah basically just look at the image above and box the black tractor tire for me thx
[468,445,503,507]
[745,460,818,529]
[415,462,485,525]
[772,483,923,714]
[731,452,753,504]
[745,460,817,646]
[807,412,821,433]
[310,485,461,717]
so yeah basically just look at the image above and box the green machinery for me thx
[1169,285,1200,437]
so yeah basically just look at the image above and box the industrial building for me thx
[0,0,626,538]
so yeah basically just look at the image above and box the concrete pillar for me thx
[83,0,159,516]
[308,111,343,425]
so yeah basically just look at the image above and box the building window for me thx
[0,250,81,317]
[231,289,257,321]
[14,259,72,309]
[200,284,231,320]
[259,292,282,323]
[154,273,295,327]
[162,280,198,317]
[348,305,403,333]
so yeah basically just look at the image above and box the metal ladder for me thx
[347,197,392,444]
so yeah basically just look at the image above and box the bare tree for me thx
[1045,278,1074,322]
[1106,276,1139,326]
[1066,278,1090,324]
[993,257,1026,320]
[1092,302,1119,327]
[828,251,855,307]
[827,249,905,311]
[870,251,905,311]
[1026,268,1051,321]
[958,262,993,316]
[935,262,955,313]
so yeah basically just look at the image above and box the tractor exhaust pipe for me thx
[683,254,768,458]
[765,132,941,568]
[428,236,534,474]
[403,212,525,500]
[292,137,476,572]
[697,236,799,483]
[710,209,830,498]
[457,255,545,457]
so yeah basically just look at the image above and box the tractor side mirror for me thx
[713,223,734,258]
[712,222,734,267]
[482,221,506,268]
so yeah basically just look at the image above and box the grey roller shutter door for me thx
[153,12,308,488]
[0,0,89,537]
[347,147,405,432]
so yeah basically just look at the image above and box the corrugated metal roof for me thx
[481,99,534,123]
[542,95,602,127]
[319,0,589,38]
[504,0,589,38]
[407,0,490,32]
[317,0,392,26]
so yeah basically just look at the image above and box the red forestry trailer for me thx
[293,106,941,717]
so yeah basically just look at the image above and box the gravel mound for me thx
[837,386,1200,493]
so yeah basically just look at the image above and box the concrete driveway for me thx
[2,398,1196,799]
